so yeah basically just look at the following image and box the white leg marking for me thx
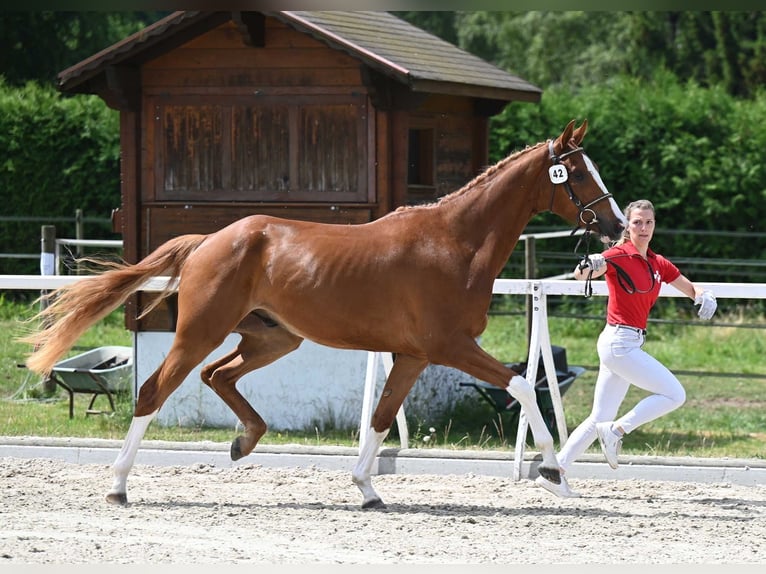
[107,410,157,501]
[507,375,558,469]
[352,427,389,506]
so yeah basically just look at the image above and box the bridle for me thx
[547,140,617,297]
[547,140,614,231]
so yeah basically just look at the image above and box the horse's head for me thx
[545,119,625,242]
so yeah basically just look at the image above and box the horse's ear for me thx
[571,119,588,146]
[556,120,576,150]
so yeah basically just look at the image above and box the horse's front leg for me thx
[352,354,427,509]
[352,427,390,509]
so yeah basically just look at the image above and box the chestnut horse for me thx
[22,119,625,508]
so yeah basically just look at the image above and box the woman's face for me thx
[627,208,655,246]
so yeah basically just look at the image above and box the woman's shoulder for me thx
[648,249,672,263]
[602,243,627,257]
[653,251,680,270]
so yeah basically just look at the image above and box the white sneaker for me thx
[596,421,622,469]
[535,475,580,498]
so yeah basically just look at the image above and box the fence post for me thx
[75,209,84,274]
[41,225,56,278]
[40,225,58,395]
[524,236,536,356]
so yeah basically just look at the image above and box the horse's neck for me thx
[443,144,546,278]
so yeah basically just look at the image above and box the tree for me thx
[396,11,766,99]
[390,11,458,46]
[0,12,166,86]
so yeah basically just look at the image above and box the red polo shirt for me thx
[601,241,681,330]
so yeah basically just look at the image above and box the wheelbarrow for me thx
[50,346,133,418]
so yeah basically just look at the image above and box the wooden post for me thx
[75,209,84,274]
[40,225,58,395]
[40,225,56,278]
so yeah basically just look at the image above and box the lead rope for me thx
[580,264,595,298]
[578,254,657,299]
[573,223,596,298]
[607,255,657,295]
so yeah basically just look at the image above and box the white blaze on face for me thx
[583,153,626,226]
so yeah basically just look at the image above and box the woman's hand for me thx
[574,253,607,280]
[695,290,717,320]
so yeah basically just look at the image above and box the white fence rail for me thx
[5,274,763,299]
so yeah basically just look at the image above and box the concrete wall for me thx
[133,333,480,433]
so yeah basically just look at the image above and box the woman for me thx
[536,199,718,498]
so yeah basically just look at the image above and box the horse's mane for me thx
[393,139,546,214]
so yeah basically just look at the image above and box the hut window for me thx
[406,127,435,205]
[231,105,291,192]
[162,105,225,192]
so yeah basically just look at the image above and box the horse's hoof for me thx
[230,437,244,461]
[105,492,128,506]
[361,498,386,510]
[537,465,561,485]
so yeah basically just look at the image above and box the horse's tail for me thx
[21,233,208,376]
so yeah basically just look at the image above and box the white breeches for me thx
[557,324,686,472]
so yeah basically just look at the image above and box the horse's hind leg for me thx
[352,353,427,509]
[105,290,259,504]
[105,334,221,505]
[200,318,303,461]
[104,403,157,505]
[435,336,560,484]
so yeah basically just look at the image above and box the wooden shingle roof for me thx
[274,12,541,102]
[58,11,541,103]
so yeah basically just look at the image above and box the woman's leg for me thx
[557,328,632,472]
[608,348,686,435]
[591,335,686,469]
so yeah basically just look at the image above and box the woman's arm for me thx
[668,274,702,300]
[573,253,607,281]
[670,274,717,320]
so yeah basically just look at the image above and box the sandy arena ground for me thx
[1,456,764,564]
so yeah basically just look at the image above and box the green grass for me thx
[1,294,765,459]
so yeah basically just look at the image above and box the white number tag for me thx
[549,165,568,184]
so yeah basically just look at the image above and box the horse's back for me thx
[220,209,435,252]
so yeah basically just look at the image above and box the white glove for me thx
[579,253,606,273]
[694,290,717,320]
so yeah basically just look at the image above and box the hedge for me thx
[490,69,766,276]
[0,80,120,275]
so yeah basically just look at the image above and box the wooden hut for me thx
[56,11,542,429]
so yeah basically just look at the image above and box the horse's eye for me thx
[572,169,585,182]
